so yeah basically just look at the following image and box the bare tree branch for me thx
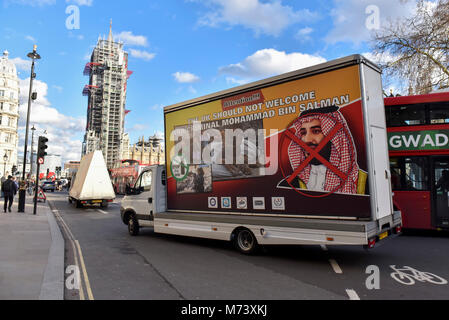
[370,0,449,94]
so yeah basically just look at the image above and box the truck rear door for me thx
[133,169,155,220]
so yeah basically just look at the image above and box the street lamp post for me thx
[19,45,41,213]
[30,125,36,178]
[3,154,7,177]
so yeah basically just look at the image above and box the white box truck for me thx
[120,55,402,254]
[69,150,116,208]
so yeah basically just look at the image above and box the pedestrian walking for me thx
[1,175,18,213]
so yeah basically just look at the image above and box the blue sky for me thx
[0,0,420,162]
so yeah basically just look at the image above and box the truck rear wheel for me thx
[233,228,258,254]
[75,200,82,208]
[128,215,140,236]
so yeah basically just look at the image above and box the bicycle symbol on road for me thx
[390,265,448,286]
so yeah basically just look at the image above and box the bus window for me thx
[403,157,429,191]
[386,104,426,127]
[435,166,449,194]
[429,102,449,124]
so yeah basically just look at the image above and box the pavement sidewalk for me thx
[0,193,64,300]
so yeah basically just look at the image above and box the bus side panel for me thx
[394,191,433,229]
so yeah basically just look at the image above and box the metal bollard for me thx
[18,186,26,213]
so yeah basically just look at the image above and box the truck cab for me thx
[120,165,166,235]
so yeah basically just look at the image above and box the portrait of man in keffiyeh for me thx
[282,106,362,195]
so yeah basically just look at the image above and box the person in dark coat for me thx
[2,175,18,213]
[437,170,449,192]
[194,167,205,193]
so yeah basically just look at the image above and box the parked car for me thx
[42,181,56,193]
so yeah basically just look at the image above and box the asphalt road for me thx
[46,192,449,300]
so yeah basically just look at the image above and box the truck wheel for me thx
[76,200,82,208]
[233,228,258,255]
[68,197,72,204]
[128,215,140,236]
[101,201,109,208]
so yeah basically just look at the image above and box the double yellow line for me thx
[52,208,94,300]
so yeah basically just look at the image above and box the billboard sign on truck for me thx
[165,64,372,219]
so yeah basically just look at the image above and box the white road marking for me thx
[390,265,448,285]
[329,259,343,274]
[98,209,108,215]
[346,289,360,300]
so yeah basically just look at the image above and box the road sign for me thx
[38,157,44,165]
[37,188,46,203]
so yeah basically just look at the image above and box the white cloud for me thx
[173,71,200,83]
[25,35,36,42]
[219,48,326,81]
[129,49,156,61]
[65,0,93,6]
[326,0,417,45]
[114,31,148,47]
[225,77,250,86]
[10,56,31,71]
[18,78,85,163]
[362,51,397,66]
[295,27,313,41]
[194,0,317,37]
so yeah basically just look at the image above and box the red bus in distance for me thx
[385,91,449,230]
[110,159,151,195]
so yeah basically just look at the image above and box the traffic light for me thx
[38,136,48,158]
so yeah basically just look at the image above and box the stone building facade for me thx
[0,50,20,178]
[121,134,165,165]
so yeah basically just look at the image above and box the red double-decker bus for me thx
[385,92,449,230]
[110,160,149,195]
